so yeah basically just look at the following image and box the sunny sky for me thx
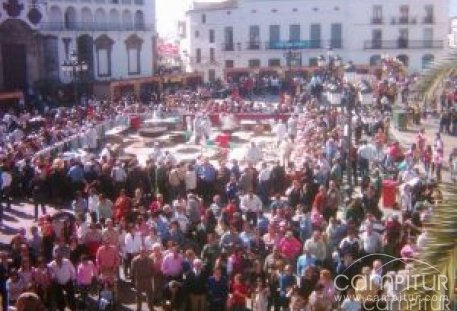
[157,0,457,40]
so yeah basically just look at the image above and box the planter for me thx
[138,127,168,138]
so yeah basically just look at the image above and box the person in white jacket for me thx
[123,225,143,279]
[274,120,288,147]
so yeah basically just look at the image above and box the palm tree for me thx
[404,184,457,311]
[415,50,457,103]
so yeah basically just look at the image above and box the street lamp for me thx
[343,60,358,188]
[61,50,88,105]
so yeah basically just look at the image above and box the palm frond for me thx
[415,50,457,102]
[404,184,457,311]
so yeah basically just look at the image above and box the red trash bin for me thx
[130,115,141,130]
[215,133,230,148]
[382,180,397,209]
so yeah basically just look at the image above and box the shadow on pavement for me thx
[7,208,35,220]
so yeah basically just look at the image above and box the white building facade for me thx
[0,0,156,92]
[449,17,457,48]
[182,0,449,81]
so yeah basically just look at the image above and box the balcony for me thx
[391,17,417,25]
[39,22,153,31]
[246,41,261,50]
[222,42,235,51]
[266,40,343,50]
[371,18,383,24]
[423,16,434,24]
[363,40,444,49]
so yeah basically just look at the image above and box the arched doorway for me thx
[77,34,94,80]
[0,19,45,91]
[397,54,409,67]
[369,54,381,66]
[422,54,434,69]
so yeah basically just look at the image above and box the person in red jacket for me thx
[229,273,249,311]
[114,189,132,223]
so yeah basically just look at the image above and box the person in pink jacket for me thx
[278,231,302,262]
[76,254,98,308]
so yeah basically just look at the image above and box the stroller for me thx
[97,271,118,310]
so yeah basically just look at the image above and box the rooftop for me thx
[189,0,238,12]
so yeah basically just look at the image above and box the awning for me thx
[0,91,23,101]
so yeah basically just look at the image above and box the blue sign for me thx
[269,40,314,49]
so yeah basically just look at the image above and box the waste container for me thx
[393,110,407,131]
[382,179,397,209]
[215,133,230,148]
[130,115,141,130]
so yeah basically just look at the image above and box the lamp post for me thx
[343,61,357,188]
[61,50,88,105]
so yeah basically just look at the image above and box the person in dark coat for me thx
[31,170,48,221]
[184,259,208,311]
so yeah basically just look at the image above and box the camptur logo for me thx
[333,254,451,311]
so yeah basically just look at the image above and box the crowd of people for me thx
[0,69,453,311]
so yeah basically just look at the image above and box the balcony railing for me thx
[423,16,434,24]
[267,40,343,50]
[371,18,383,24]
[39,22,153,31]
[222,43,235,51]
[246,41,262,50]
[391,17,417,25]
[222,40,343,52]
[363,40,444,49]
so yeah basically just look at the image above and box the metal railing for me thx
[391,17,417,25]
[423,16,434,24]
[371,18,383,24]
[363,40,443,49]
[222,43,235,51]
[39,22,153,31]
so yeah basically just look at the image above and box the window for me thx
[248,59,260,68]
[372,29,382,48]
[289,24,300,41]
[249,25,260,49]
[134,0,143,4]
[423,28,433,47]
[209,29,215,43]
[372,5,382,23]
[369,54,381,66]
[125,34,142,75]
[292,8,298,12]
[210,48,215,62]
[127,48,140,74]
[268,59,281,67]
[269,25,280,43]
[424,5,434,23]
[95,34,114,77]
[271,9,277,13]
[208,69,216,82]
[224,27,234,50]
[397,54,409,67]
[195,30,199,38]
[310,24,321,48]
[225,60,234,68]
[201,14,206,24]
[330,23,342,48]
[309,57,318,66]
[196,48,201,64]
[398,29,408,48]
[422,54,434,69]
[399,5,409,23]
